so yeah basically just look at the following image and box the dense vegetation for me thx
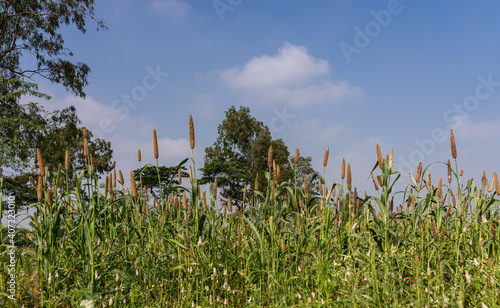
[0,122,499,307]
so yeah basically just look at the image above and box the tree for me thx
[0,78,49,174]
[200,106,317,202]
[2,106,115,213]
[36,106,115,175]
[0,0,106,97]
[0,1,110,212]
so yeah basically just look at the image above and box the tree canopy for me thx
[0,1,113,212]
[0,0,106,97]
[2,105,115,212]
[200,105,318,202]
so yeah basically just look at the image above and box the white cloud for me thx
[220,43,362,106]
[222,43,330,88]
[151,0,190,18]
[452,116,500,139]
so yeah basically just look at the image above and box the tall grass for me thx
[1,122,499,307]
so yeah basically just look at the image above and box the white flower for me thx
[80,299,94,308]
[481,302,488,308]
[224,269,227,276]
[474,258,479,266]
[108,297,113,307]
[192,300,195,308]
[482,215,488,224]
[312,292,316,299]
[465,270,471,284]
[308,297,311,303]
[116,273,119,282]
[298,265,301,272]
[297,293,302,299]
[188,267,193,273]
[248,297,252,303]
[321,299,325,305]
[213,267,217,276]
[198,236,203,246]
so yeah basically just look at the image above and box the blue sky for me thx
[34,0,500,195]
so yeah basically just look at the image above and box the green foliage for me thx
[1,105,115,212]
[0,0,106,97]
[0,78,50,174]
[36,106,115,175]
[201,105,317,200]
[2,142,500,307]
[132,164,189,199]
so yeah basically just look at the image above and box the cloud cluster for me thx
[220,43,362,106]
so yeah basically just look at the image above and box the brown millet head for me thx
[376,144,383,169]
[37,176,43,202]
[371,173,379,191]
[153,129,159,159]
[65,150,69,170]
[119,170,124,185]
[494,172,500,195]
[294,148,300,165]
[341,158,345,180]
[416,162,422,183]
[347,163,352,191]
[450,129,457,159]
[83,137,88,157]
[189,115,195,150]
[268,145,273,170]
[389,149,393,172]
[323,147,329,167]
[37,148,45,177]
[130,172,137,197]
